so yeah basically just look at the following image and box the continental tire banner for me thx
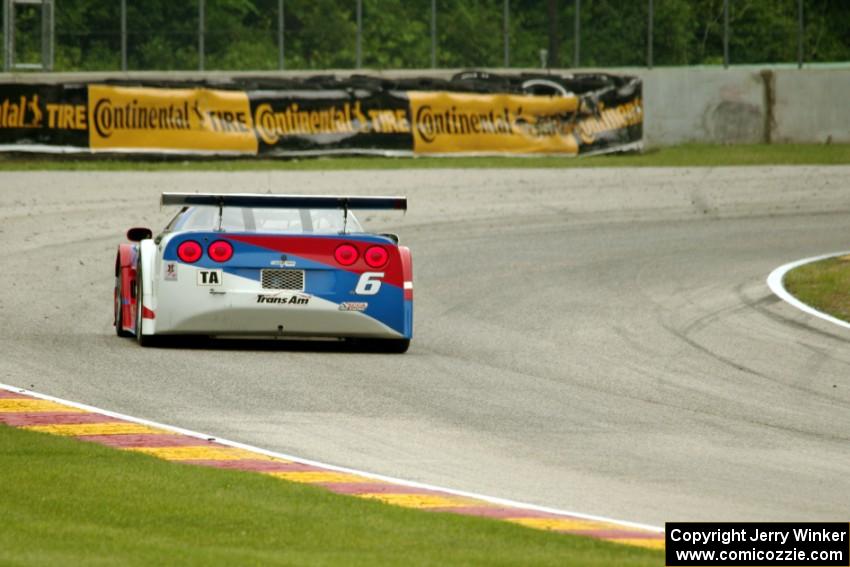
[88,85,257,153]
[410,92,582,154]
[0,71,642,157]
[0,84,89,150]
[249,89,412,155]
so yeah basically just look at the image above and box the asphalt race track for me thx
[2,166,849,526]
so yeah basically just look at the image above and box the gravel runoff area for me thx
[1,165,850,526]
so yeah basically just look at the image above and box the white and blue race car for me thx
[114,193,413,352]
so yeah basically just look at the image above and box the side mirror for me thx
[127,227,153,242]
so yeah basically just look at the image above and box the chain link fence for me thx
[2,0,847,73]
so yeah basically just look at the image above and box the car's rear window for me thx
[174,206,363,234]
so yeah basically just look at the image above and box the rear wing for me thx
[161,192,407,211]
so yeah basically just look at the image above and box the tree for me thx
[285,0,357,69]
[437,0,503,68]
[11,0,848,72]
[361,0,430,69]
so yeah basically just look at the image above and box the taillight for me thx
[177,240,202,263]
[334,244,359,266]
[208,240,233,262]
[364,246,389,268]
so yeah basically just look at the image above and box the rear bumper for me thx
[150,266,409,339]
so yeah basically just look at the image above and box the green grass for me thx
[0,425,662,566]
[0,143,848,171]
[784,256,850,323]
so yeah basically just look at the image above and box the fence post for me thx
[198,0,205,71]
[356,0,362,68]
[503,0,509,67]
[723,0,729,68]
[278,0,284,70]
[430,0,436,68]
[4,0,12,72]
[42,0,52,70]
[2,0,6,72]
[121,0,127,71]
[573,0,580,68]
[546,0,559,68]
[647,0,653,69]
[797,0,803,69]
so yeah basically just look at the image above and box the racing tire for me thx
[134,260,154,347]
[367,338,410,354]
[114,273,133,338]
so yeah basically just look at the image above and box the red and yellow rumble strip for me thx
[0,387,663,550]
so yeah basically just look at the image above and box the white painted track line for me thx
[767,251,850,331]
[0,381,663,534]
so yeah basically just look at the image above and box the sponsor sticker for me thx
[257,293,309,306]
[164,262,178,281]
[88,84,257,153]
[407,91,581,155]
[339,302,368,312]
[197,269,222,286]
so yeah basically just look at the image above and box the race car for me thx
[114,193,413,352]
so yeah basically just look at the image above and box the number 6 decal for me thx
[355,272,384,295]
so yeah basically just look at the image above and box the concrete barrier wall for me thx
[620,65,850,147]
[772,68,850,144]
[1,65,848,147]
[640,67,767,146]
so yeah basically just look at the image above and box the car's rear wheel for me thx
[135,260,154,347]
[114,272,133,338]
[366,338,410,354]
